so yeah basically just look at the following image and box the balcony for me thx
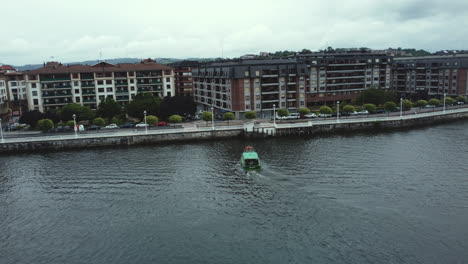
[82,91,95,95]
[115,82,128,86]
[41,77,71,82]
[116,96,129,101]
[83,99,96,103]
[81,83,95,87]
[42,92,72,98]
[80,75,94,80]
[261,83,279,87]
[151,80,163,84]
[116,89,129,94]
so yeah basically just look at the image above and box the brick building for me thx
[170,60,199,96]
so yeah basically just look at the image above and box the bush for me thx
[223,112,235,122]
[319,106,332,114]
[244,111,257,119]
[201,111,213,122]
[37,119,54,132]
[456,96,466,103]
[428,99,440,106]
[277,109,289,117]
[402,99,412,111]
[93,117,106,126]
[342,105,356,113]
[298,108,311,115]
[168,115,183,123]
[146,115,158,125]
[384,101,397,112]
[65,120,75,127]
[416,100,427,108]
[445,97,456,105]
[363,104,376,113]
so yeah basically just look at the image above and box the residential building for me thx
[296,53,393,105]
[0,65,27,117]
[25,59,175,112]
[170,60,199,96]
[192,59,308,119]
[393,55,468,100]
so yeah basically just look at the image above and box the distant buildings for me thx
[170,60,199,97]
[0,65,27,117]
[25,59,174,112]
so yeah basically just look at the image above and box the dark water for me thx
[1,121,468,264]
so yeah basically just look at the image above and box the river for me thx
[1,120,468,264]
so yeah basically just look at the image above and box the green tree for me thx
[201,111,213,124]
[416,100,428,108]
[298,108,311,115]
[402,99,412,111]
[384,101,397,113]
[37,119,54,132]
[319,106,332,114]
[97,96,122,120]
[356,88,396,105]
[456,96,466,103]
[19,110,44,128]
[61,103,95,122]
[363,103,377,113]
[168,115,183,124]
[277,109,289,117]
[428,99,440,106]
[93,117,106,127]
[126,93,161,118]
[244,111,257,119]
[159,95,197,120]
[223,112,235,125]
[146,115,159,125]
[445,97,456,106]
[342,105,356,114]
[65,120,75,127]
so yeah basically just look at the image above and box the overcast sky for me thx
[1,0,467,65]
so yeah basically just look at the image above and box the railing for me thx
[41,77,71,82]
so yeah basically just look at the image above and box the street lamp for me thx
[211,107,215,131]
[73,114,77,137]
[273,104,276,126]
[443,93,446,113]
[144,110,148,134]
[400,98,403,119]
[336,101,340,123]
[0,118,4,143]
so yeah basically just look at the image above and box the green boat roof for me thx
[243,152,259,160]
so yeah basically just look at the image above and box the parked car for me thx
[457,101,465,105]
[156,121,168,126]
[318,113,332,117]
[135,122,149,128]
[275,115,288,120]
[104,123,118,129]
[119,123,135,128]
[349,111,358,115]
[286,113,301,119]
[425,105,436,108]
[87,125,101,130]
[303,113,317,118]
[357,110,369,115]
[53,126,72,132]
[373,108,386,114]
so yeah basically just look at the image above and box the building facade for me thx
[25,59,175,112]
[296,53,393,105]
[0,65,27,118]
[392,55,468,100]
[192,59,308,118]
[170,61,199,96]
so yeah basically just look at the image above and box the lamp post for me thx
[0,118,4,143]
[144,110,148,134]
[73,114,77,137]
[336,101,340,123]
[400,98,403,119]
[273,104,276,126]
[211,107,214,131]
[443,93,446,113]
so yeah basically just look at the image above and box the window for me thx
[166,78,170,82]
[75,89,80,94]
[106,80,112,85]
[166,84,171,89]
[130,86,135,91]
[98,88,104,93]
[99,96,105,100]
[130,79,134,84]
[74,81,79,86]
[32,91,38,96]
[128,72,134,76]
[97,80,104,85]
[31,83,37,88]
[10,82,17,86]
[75,97,81,103]
[33,99,39,105]
[72,73,79,79]
[106,88,113,92]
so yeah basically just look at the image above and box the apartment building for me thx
[0,65,27,117]
[25,59,175,112]
[170,60,199,96]
[192,59,308,118]
[392,55,468,100]
[296,53,393,105]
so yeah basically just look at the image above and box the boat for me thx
[240,146,261,170]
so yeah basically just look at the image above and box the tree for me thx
[37,119,54,132]
[19,110,44,127]
[428,99,440,106]
[456,96,466,103]
[146,115,158,125]
[168,115,183,124]
[342,105,356,114]
[61,103,95,122]
[416,100,428,108]
[445,97,456,106]
[97,96,122,120]
[223,112,235,125]
[201,111,213,124]
[356,88,396,106]
[244,111,257,119]
[65,120,75,127]
[159,95,197,120]
[93,117,106,126]
[319,106,332,114]
[402,99,412,111]
[126,93,161,118]
[298,108,311,115]
[384,101,397,113]
[363,103,377,113]
[277,108,289,117]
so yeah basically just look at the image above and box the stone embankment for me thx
[1,108,468,154]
